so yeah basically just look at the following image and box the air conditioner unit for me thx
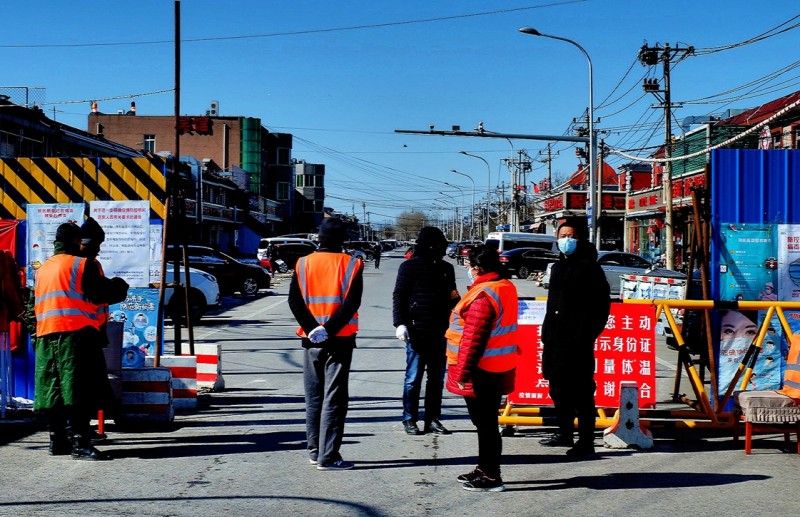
[209,100,219,116]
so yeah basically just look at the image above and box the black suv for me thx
[165,245,271,295]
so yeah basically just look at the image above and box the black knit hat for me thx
[80,217,106,245]
[318,217,347,249]
[55,222,81,244]
[415,226,448,258]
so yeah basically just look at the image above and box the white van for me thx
[485,232,557,254]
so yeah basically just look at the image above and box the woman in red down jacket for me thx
[445,245,519,493]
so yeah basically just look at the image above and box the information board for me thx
[510,301,657,409]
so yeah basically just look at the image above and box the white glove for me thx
[308,325,328,344]
[395,324,410,343]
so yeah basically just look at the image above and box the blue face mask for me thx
[466,267,475,282]
[557,237,578,255]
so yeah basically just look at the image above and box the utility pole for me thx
[639,42,693,270]
[537,144,559,192]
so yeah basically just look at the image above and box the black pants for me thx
[303,346,353,465]
[464,391,502,479]
[548,374,597,445]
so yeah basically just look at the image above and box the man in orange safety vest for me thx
[288,217,363,471]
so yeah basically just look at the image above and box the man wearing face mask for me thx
[540,219,610,458]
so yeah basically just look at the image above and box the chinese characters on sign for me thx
[510,301,657,409]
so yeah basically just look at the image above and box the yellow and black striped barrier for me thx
[0,157,167,220]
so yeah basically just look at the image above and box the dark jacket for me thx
[541,239,610,379]
[392,256,459,344]
[287,248,364,349]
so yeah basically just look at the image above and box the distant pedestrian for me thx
[373,243,382,269]
[288,217,363,470]
[540,219,610,458]
[446,245,518,492]
[393,227,460,435]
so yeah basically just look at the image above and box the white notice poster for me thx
[90,200,150,287]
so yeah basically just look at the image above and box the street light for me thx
[458,151,492,239]
[443,183,466,240]
[449,171,476,238]
[438,191,461,241]
[519,26,597,244]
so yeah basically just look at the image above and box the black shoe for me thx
[457,467,483,483]
[462,473,505,492]
[71,440,111,461]
[424,419,451,435]
[403,420,422,435]
[90,430,108,443]
[566,442,596,459]
[539,433,574,447]
[49,435,72,456]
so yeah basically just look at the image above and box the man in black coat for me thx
[393,227,460,435]
[540,219,610,458]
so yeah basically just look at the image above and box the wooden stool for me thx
[733,390,800,454]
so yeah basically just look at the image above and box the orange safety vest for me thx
[34,254,101,337]
[295,252,362,338]
[778,334,800,399]
[445,279,519,373]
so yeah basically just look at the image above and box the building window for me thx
[277,148,291,165]
[296,175,304,188]
[305,174,315,187]
[314,200,324,213]
[315,174,324,187]
[143,134,156,153]
[277,182,289,200]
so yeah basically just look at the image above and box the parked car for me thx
[159,265,220,324]
[257,237,317,263]
[446,242,459,258]
[597,251,653,298]
[343,241,376,260]
[456,242,482,265]
[542,251,653,298]
[499,247,560,279]
[260,241,318,271]
[165,245,271,296]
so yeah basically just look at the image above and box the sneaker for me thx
[462,473,505,492]
[316,459,354,471]
[403,420,422,435]
[539,433,574,447]
[424,419,451,435]
[308,458,318,465]
[457,467,483,483]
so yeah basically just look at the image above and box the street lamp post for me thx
[444,182,468,240]
[458,151,492,239]
[519,27,596,245]
[438,191,461,241]
[449,170,476,239]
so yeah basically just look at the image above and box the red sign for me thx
[177,116,213,136]
[544,195,565,212]
[565,192,587,210]
[671,173,706,199]
[510,302,657,409]
[601,193,626,210]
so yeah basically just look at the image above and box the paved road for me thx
[1,250,796,516]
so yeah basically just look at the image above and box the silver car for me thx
[542,251,652,298]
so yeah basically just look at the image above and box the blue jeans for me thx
[402,342,446,423]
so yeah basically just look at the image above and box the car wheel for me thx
[278,262,289,274]
[241,277,259,295]
[167,288,205,325]
[517,266,530,280]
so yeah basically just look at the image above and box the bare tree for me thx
[395,210,429,241]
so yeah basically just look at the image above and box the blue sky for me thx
[2,1,798,228]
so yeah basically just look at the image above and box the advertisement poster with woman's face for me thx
[717,310,783,395]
